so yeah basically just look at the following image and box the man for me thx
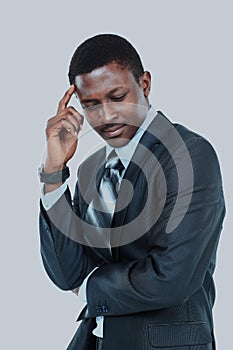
[39,34,225,350]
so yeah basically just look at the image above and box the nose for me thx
[99,102,119,124]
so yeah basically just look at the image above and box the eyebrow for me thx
[80,86,125,104]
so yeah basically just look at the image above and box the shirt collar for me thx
[105,105,157,168]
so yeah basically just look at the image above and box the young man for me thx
[39,34,225,350]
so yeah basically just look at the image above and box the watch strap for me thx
[38,165,70,184]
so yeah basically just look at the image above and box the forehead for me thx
[75,63,136,98]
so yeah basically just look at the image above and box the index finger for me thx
[57,85,75,113]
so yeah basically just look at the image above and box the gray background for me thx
[1,0,232,348]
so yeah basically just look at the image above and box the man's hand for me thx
[45,85,84,173]
[43,85,83,193]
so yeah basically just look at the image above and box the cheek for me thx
[124,108,147,127]
[122,104,141,119]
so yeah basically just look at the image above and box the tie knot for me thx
[105,151,124,178]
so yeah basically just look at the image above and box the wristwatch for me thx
[38,164,70,184]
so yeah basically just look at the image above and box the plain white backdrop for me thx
[0,1,232,348]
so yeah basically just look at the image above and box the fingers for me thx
[59,107,84,135]
[47,106,84,134]
[66,114,82,133]
[46,86,84,142]
[61,119,78,136]
[57,85,75,113]
[66,106,84,128]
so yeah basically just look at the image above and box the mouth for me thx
[100,123,126,138]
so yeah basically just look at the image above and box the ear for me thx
[140,71,151,97]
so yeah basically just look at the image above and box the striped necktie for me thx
[101,151,125,212]
[85,150,124,229]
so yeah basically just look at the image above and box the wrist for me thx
[38,164,70,184]
[44,162,66,173]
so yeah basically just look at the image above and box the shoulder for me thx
[153,112,223,188]
[157,111,220,161]
[174,122,220,169]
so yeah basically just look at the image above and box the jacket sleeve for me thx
[85,137,226,317]
[39,184,97,291]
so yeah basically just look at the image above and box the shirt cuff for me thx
[41,182,68,210]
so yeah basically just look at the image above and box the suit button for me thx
[96,306,102,313]
[102,306,109,313]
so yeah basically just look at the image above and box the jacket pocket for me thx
[148,321,212,347]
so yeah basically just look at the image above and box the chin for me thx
[106,137,131,148]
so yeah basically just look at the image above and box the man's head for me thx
[69,34,151,147]
[68,34,145,85]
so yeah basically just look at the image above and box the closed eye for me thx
[110,94,127,102]
[81,93,127,111]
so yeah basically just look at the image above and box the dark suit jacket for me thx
[39,111,225,350]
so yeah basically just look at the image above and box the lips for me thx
[101,123,126,137]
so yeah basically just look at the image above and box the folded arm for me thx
[85,138,225,317]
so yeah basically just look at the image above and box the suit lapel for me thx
[79,148,106,208]
[111,112,175,258]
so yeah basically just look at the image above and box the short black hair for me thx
[68,34,144,85]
